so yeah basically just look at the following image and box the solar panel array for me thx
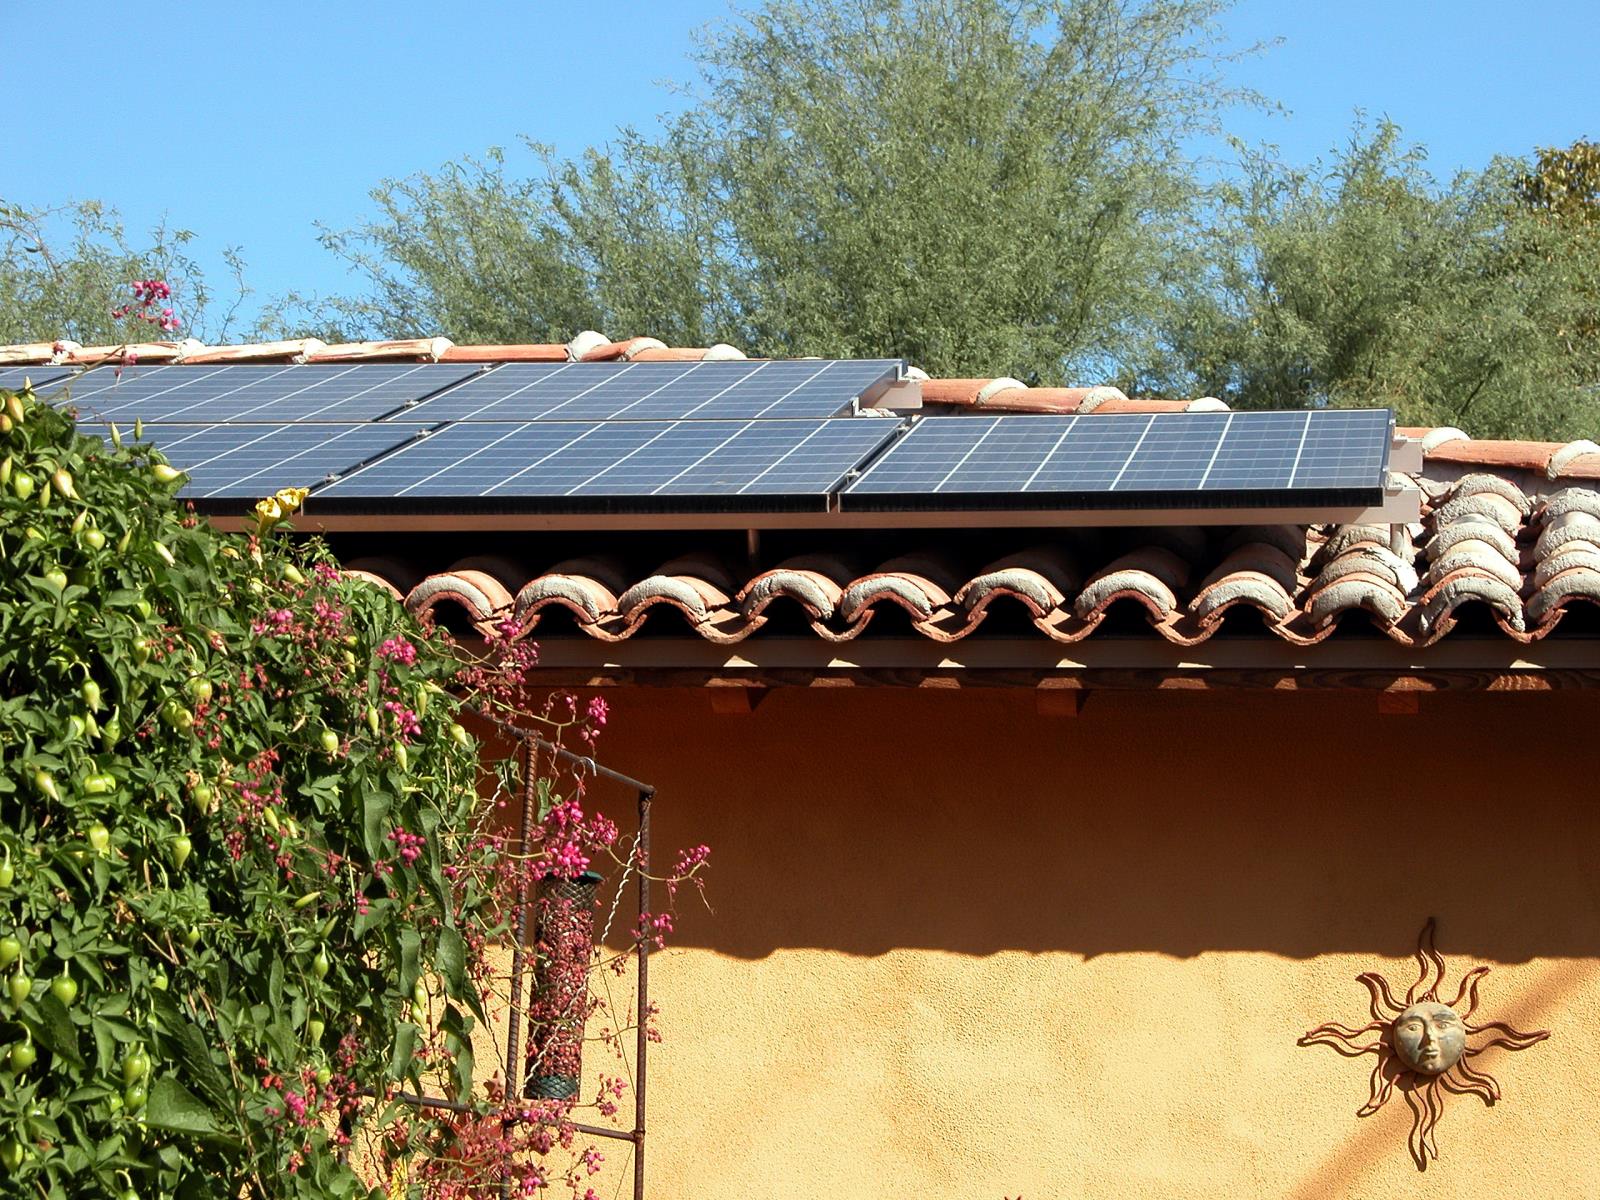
[86,423,435,498]
[400,359,900,422]
[62,363,482,423]
[316,418,899,511]
[842,410,1392,509]
[0,365,75,391]
[25,355,1394,516]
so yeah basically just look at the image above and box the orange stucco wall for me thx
[564,686,1600,1198]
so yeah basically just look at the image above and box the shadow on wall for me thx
[497,686,1600,963]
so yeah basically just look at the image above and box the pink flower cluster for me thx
[549,840,590,876]
[388,827,426,866]
[110,278,181,332]
[376,636,417,665]
[382,699,422,740]
[251,608,295,636]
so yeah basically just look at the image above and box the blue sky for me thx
[6,0,1597,333]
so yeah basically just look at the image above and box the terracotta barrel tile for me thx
[955,547,1080,614]
[1199,543,1299,593]
[307,337,451,362]
[1418,569,1525,634]
[968,386,1086,414]
[838,556,960,624]
[919,379,995,406]
[1527,565,1600,625]
[1079,397,1190,414]
[1533,514,1600,561]
[1425,543,1523,591]
[1428,521,1520,564]
[516,576,619,625]
[1432,492,1526,534]
[1426,439,1560,472]
[1552,451,1600,481]
[1189,557,1295,623]
[1304,573,1409,628]
[1312,545,1419,594]
[405,569,516,635]
[578,336,666,362]
[0,342,64,364]
[438,344,569,363]
[739,554,857,620]
[67,342,185,365]
[1074,547,1191,618]
[1447,472,1533,514]
[182,339,328,363]
[1532,548,1600,590]
[1535,487,1600,526]
[515,558,630,626]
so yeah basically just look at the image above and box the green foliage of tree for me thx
[0,384,498,1197]
[303,0,1255,383]
[0,199,249,347]
[1153,122,1600,439]
[1516,137,1600,227]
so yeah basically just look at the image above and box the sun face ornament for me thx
[1299,919,1550,1169]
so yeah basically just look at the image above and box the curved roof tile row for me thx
[336,475,1600,646]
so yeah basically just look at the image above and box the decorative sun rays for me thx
[1299,919,1550,1170]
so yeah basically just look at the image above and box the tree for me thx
[304,0,1257,383]
[1153,122,1600,439]
[0,198,249,347]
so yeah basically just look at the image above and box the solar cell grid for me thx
[401,358,901,422]
[0,365,75,391]
[86,422,435,498]
[1289,408,1393,487]
[60,363,481,423]
[844,409,1391,508]
[1200,411,1306,490]
[316,417,897,509]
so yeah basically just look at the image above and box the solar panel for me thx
[0,365,76,391]
[842,409,1393,509]
[399,359,901,422]
[60,363,481,424]
[315,417,899,512]
[88,422,436,499]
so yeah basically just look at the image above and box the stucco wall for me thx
[565,685,1600,1199]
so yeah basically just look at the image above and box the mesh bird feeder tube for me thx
[526,869,603,1099]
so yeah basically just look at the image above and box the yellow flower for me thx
[274,486,309,513]
[253,496,283,533]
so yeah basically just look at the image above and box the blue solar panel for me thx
[60,363,481,423]
[0,365,76,391]
[843,409,1392,509]
[316,417,899,510]
[87,422,436,499]
[399,359,901,422]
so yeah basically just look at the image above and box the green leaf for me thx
[35,993,85,1069]
[145,1077,226,1140]
[386,1021,418,1084]
[150,994,232,1113]
[436,926,466,995]
[362,788,391,860]
[398,927,420,995]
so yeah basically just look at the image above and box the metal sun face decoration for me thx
[1299,919,1550,1170]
